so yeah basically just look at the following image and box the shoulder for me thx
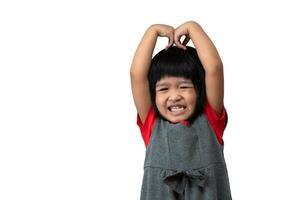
[203,99,228,145]
[136,106,157,147]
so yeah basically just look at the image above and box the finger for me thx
[165,33,174,50]
[178,35,188,50]
[174,33,181,46]
[168,33,174,47]
[174,34,185,50]
[182,35,190,46]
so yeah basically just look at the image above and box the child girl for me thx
[130,21,232,200]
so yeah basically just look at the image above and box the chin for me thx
[167,118,180,123]
[166,115,189,123]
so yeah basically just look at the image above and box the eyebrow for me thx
[156,80,193,88]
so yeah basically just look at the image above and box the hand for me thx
[151,24,175,50]
[174,21,195,50]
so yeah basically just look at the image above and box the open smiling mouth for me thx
[168,105,187,114]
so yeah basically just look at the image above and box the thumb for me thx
[174,34,187,50]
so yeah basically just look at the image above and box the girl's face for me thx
[155,76,197,123]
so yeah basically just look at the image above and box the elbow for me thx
[130,67,148,81]
[214,60,223,70]
[130,66,136,77]
[205,62,223,75]
[130,68,134,77]
[216,62,224,72]
[130,68,141,82]
[130,68,138,79]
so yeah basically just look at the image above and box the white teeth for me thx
[169,105,185,112]
[171,107,183,112]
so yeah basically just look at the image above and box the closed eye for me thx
[157,88,168,91]
[180,86,193,89]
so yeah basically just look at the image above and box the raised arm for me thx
[130,24,174,123]
[174,21,224,116]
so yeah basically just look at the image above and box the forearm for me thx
[130,25,158,79]
[188,21,223,73]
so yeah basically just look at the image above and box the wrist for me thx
[186,22,202,39]
[186,21,198,33]
[148,25,159,36]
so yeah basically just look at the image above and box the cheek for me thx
[187,93,197,107]
[155,95,163,108]
[155,94,167,110]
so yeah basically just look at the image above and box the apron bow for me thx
[161,169,207,194]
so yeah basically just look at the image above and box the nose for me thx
[168,89,182,102]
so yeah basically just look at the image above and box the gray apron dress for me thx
[140,113,232,200]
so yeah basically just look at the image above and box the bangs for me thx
[149,46,197,82]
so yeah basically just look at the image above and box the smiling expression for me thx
[155,76,197,123]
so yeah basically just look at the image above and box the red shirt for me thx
[137,100,228,147]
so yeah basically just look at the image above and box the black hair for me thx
[148,45,206,123]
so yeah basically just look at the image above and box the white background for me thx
[1,0,300,199]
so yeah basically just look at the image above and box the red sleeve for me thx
[204,100,228,145]
[137,106,156,147]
